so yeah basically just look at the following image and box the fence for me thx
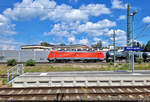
[0,50,49,62]
[8,64,24,82]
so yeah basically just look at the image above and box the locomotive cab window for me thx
[99,53,101,55]
[52,52,54,54]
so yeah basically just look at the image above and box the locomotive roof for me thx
[53,50,100,52]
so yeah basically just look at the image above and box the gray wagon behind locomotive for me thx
[143,52,150,62]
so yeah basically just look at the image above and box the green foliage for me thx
[134,42,141,47]
[142,44,145,51]
[59,43,66,46]
[109,61,113,65]
[25,59,35,66]
[2,78,7,85]
[118,64,128,70]
[136,42,141,47]
[6,59,17,66]
[137,58,143,64]
[145,41,150,52]
[40,42,51,46]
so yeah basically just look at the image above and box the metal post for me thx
[113,30,116,66]
[22,64,24,74]
[18,51,20,62]
[127,4,131,48]
[127,4,131,70]
[17,65,20,76]
[131,11,137,72]
[17,65,19,75]
[132,15,134,73]
[7,70,9,82]
[12,68,14,79]
[34,51,36,60]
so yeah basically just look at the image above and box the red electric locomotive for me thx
[47,50,104,62]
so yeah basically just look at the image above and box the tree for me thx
[133,41,141,47]
[59,43,66,46]
[40,42,51,46]
[145,41,150,52]
[142,44,145,52]
[91,41,102,48]
[136,42,141,47]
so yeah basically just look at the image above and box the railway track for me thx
[0,86,150,101]
[0,74,7,78]
[0,61,149,65]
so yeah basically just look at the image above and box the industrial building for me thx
[21,44,90,51]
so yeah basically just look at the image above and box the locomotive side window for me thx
[52,52,54,54]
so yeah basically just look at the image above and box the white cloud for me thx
[80,4,110,16]
[93,37,101,42]
[1,45,16,50]
[64,9,88,21]
[0,38,24,50]
[92,37,101,44]
[117,15,126,20]
[68,36,75,43]
[79,19,116,30]
[111,0,127,9]
[108,29,126,36]
[3,0,110,22]
[43,21,81,36]
[78,19,116,36]
[102,41,109,47]
[1,0,112,38]
[43,23,71,36]
[108,29,127,46]
[43,19,116,37]
[142,16,150,23]
[3,0,56,21]
[0,38,23,45]
[0,14,16,35]
[47,3,110,22]
[79,39,89,45]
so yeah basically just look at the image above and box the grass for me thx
[2,78,7,85]
[0,63,150,75]
[0,63,150,87]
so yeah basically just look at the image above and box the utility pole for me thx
[127,4,131,70]
[113,30,116,66]
[127,4,130,47]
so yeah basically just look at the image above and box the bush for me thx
[25,59,35,66]
[2,78,7,85]
[6,59,17,66]
[109,61,113,65]
[137,58,143,64]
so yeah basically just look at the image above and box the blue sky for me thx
[0,0,150,50]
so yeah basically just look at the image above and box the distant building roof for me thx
[21,44,89,50]
[21,45,53,49]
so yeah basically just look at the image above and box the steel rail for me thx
[0,85,150,90]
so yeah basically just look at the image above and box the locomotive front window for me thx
[99,53,101,55]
